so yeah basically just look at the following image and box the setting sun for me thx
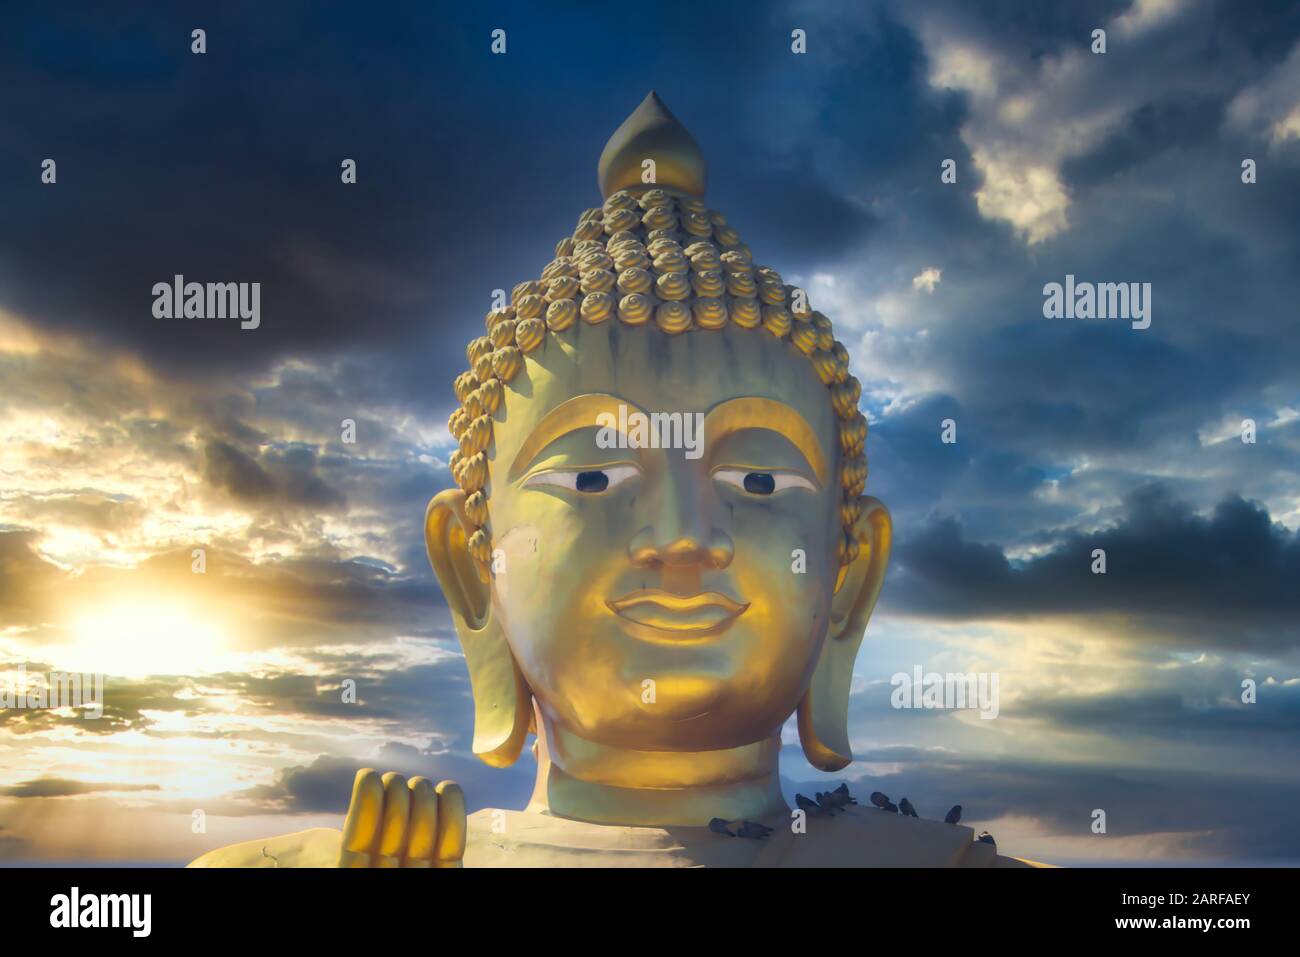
[65,599,231,678]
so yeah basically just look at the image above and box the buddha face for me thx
[482,320,844,752]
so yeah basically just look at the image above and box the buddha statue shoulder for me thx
[191,92,1043,870]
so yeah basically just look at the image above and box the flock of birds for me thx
[708,782,997,848]
[708,818,775,839]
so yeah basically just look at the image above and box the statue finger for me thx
[433,780,467,867]
[403,777,439,868]
[373,772,411,867]
[337,768,384,867]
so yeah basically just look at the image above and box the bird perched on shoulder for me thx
[869,791,898,813]
[944,805,962,825]
[795,793,831,817]
[976,831,996,846]
[899,798,918,818]
[735,821,774,840]
[821,783,856,810]
[814,791,848,814]
[708,817,736,837]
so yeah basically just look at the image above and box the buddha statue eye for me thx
[575,470,608,493]
[524,464,639,494]
[713,468,816,496]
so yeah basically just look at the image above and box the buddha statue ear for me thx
[797,496,893,771]
[424,489,532,768]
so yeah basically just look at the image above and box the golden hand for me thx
[336,769,467,868]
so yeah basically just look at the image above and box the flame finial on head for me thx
[598,92,707,199]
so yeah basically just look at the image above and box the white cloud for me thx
[1227,40,1300,145]
[1112,0,1193,39]
[911,266,942,293]
[913,0,1200,244]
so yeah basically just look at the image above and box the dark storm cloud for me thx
[357,660,475,747]
[213,550,443,638]
[865,391,1103,548]
[224,672,390,720]
[202,439,346,511]
[0,0,877,403]
[2,2,498,384]
[214,651,474,745]
[202,440,276,503]
[230,542,439,623]
[1060,92,1228,186]
[1013,680,1300,738]
[885,483,1300,647]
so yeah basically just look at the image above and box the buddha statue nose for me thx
[628,499,734,570]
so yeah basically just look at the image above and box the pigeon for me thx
[796,793,831,817]
[944,805,962,825]
[708,817,736,837]
[976,831,996,847]
[735,820,774,840]
[816,791,848,814]
[817,783,856,812]
[899,798,919,818]
[869,791,898,813]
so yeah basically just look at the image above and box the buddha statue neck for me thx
[526,706,787,827]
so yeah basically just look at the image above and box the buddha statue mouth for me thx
[605,588,749,641]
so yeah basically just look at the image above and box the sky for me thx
[1,0,1298,866]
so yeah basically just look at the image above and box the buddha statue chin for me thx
[191,92,1038,869]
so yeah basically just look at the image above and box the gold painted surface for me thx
[597,91,706,198]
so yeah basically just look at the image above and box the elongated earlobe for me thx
[425,489,532,767]
[797,497,892,770]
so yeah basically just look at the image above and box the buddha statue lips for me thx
[189,93,1039,867]
[605,588,750,641]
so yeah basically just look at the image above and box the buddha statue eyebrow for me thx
[703,397,827,487]
[507,393,648,482]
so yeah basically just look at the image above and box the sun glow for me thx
[65,599,233,678]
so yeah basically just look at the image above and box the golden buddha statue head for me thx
[425,93,891,819]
